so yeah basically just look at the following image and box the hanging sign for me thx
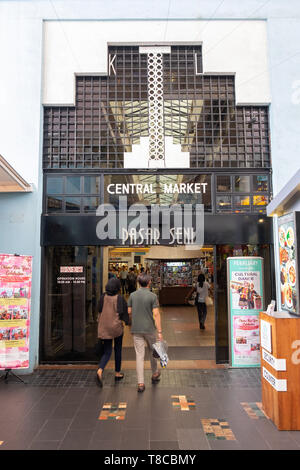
[227,257,264,368]
[0,254,33,370]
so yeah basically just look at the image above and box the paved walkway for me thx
[0,369,299,450]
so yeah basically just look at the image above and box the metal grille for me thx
[43,45,270,169]
[147,52,165,161]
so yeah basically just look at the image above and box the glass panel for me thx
[216,175,231,192]
[65,197,81,212]
[84,176,100,194]
[42,246,102,361]
[253,175,268,192]
[234,175,250,192]
[234,196,250,212]
[104,173,212,211]
[216,195,231,212]
[253,195,268,206]
[43,48,270,170]
[83,197,100,212]
[66,176,81,194]
[47,177,63,194]
[47,196,63,212]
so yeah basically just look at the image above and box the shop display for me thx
[148,253,214,305]
[149,261,161,290]
[162,262,192,287]
[278,213,299,315]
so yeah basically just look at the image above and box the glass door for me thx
[41,246,102,362]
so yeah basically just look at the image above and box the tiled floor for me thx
[122,304,215,349]
[1,368,300,450]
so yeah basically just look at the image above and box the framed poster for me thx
[227,257,264,368]
[278,212,299,315]
[0,254,33,370]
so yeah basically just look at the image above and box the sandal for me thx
[96,373,103,388]
[137,383,145,393]
[115,373,124,381]
[151,371,161,384]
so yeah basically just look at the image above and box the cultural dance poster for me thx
[227,257,264,368]
[0,254,32,370]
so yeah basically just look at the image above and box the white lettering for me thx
[164,184,173,193]
[108,54,116,76]
[107,184,114,194]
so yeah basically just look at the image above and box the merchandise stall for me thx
[259,170,300,429]
[149,253,213,305]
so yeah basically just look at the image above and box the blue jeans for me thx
[98,334,123,372]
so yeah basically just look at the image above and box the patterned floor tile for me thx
[98,402,127,420]
[171,395,196,411]
[241,402,269,420]
[201,419,236,440]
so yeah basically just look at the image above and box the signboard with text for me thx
[227,257,264,368]
[0,254,33,370]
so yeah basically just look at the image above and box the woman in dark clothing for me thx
[186,273,212,330]
[96,278,129,387]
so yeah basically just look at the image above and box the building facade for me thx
[0,0,299,371]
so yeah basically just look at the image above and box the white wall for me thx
[43,20,270,106]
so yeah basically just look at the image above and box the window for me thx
[253,175,268,192]
[215,173,270,214]
[216,176,231,192]
[66,177,81,194]
[44,175,101,213]
[234,176,250,193]
[216,195,231,212]
[84,176,100,194]
[43,46,270,170]
[46,177,63,194]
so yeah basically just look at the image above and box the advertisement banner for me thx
[227,257,264,368]
[278,212,299,315]
[0,254,33,370]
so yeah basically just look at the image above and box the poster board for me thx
[227,257,264,368]
[0,254,32,370]
[278,212,299,315]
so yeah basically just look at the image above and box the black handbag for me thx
[95,338,105,359]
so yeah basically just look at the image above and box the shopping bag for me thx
[152,340,169,368]
[187,291,197,306]
[205,296,213,307]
